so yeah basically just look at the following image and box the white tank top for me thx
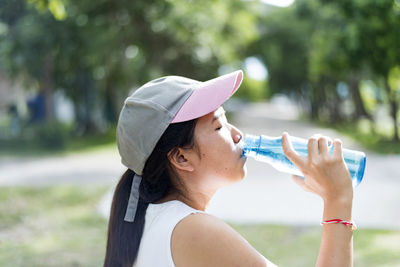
[133,200,205,267]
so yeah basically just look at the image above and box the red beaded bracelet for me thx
[321,219,357,230]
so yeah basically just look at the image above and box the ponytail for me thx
[104,118,197,266]
[104,169,149,267]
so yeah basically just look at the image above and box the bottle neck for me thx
[242,134,282,159]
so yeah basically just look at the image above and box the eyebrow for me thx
[212,110,226,123]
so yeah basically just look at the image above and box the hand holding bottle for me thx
[281,133,355,266]
[281,132,353,203]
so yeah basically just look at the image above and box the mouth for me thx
[239,148,247,160]
[238,140,245,159]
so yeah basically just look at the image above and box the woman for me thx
[104,70,354,267]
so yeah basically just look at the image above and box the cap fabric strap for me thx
[124,174,142,222]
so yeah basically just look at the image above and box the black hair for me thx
[103,119,197,267]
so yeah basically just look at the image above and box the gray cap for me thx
[116,70,243,175]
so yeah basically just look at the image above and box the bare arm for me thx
[282,132,354,267]
[317,197,353,267]
[171,213,277,267]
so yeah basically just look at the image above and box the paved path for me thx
[1,99,399,229]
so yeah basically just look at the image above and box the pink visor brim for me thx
[171,70,243,123]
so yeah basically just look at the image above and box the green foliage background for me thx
[1,0,400,146]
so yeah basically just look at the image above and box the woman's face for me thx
[192,106,247,186]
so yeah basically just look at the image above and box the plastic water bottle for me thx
[241,134,366,188]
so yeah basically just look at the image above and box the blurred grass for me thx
[0,186,109,267]
[0,186,399,267]
[231,224,400,267]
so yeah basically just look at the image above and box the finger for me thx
[333,138,343,158]
[291,175,310,192]
[282,132,305,169]
[291,175,305,187]
[308,135,319,159]
[318,136,329,155]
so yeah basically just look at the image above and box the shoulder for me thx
[171,213,276,267]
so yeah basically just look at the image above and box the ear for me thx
[167,148,195,172]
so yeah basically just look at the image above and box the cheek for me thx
[217,131,238,157]
[207,140,236,169]
[197,130,235,165]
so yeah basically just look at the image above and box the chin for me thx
[240,166,248,180]
[233,165,247,182]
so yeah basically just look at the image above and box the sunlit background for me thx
[1,0,400,266]
[261,0,296,7]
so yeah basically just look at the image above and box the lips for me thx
[237,140,245,158]
[238,147,247,160]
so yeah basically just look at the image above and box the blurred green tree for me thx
[331,0,400,141]
[253,0,400,142]
[253,0,372,123]
[0,0,259,134]
[251,6,310,102]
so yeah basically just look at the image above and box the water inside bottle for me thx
[242,134,366,187]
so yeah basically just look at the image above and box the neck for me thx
[155,186,216,211]
[178,189,215,211]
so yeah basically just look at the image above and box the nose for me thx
[230,123,243,144]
